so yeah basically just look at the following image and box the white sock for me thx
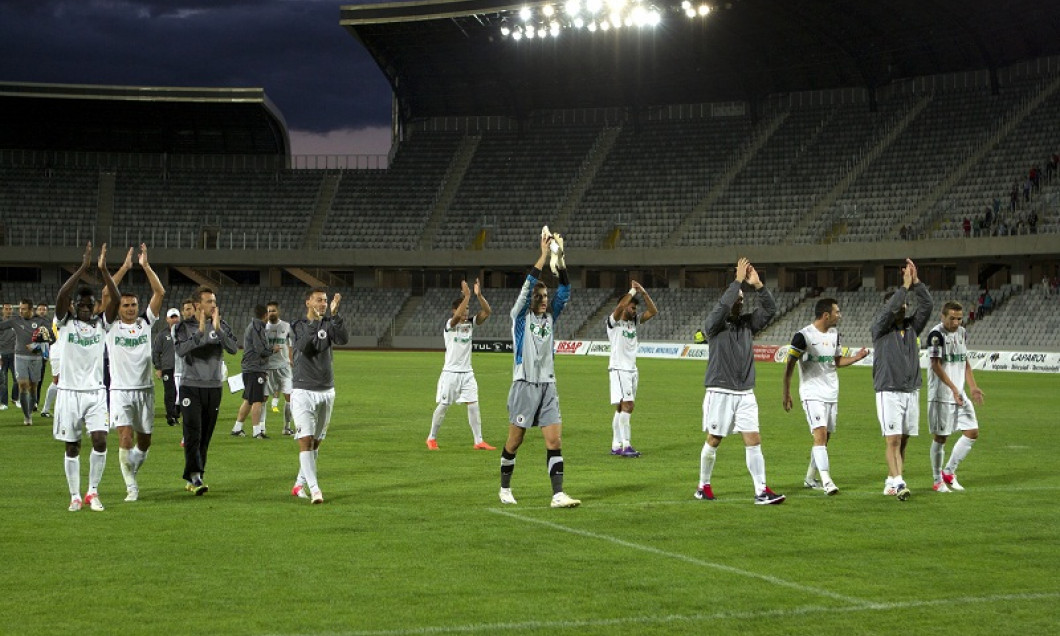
[259,408,267,427]
[64,455,80,498]
[253,425,262,437]
[88,449,107,493]
[129,447,147,475]
[805,455,818,482]
[945,436,976,473]
[232,421,244,433]
[272,397,279,408]
[467,402,483,444]
[299,450,319,493]
[618,411,632,447]
[118,448,134,489]
[611,412,622,449]
[44,383,58,412]
[930,440,946,482]
[429,403,448,439]
[894,474,906,487]
[811,445,831,484]
[699,442,716,486]
[745,444,766,494]
[284,402,292,425]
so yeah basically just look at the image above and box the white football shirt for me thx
[788,324,842,402]
[926,323,968,403]
[56,313,108,391]
[442,318,474,372]
[106,308,157,390]
[606,315,638,371]
[265,319,292,370]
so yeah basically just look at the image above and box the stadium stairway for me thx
[575,291,622,340]
[301,172,342,249]
[787,95,931,244]
[899,75,1060,240]
[665,110,788,246]
[380,294,424,348]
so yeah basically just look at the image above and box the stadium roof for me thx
[342,0,1060,122]
[0,82,290,156]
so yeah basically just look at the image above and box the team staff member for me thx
[174,286,238,495]
[289,289,348,504]
[871,259,933,501]
[696,258,785,505]
[231,305,275,439]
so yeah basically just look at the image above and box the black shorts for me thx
[242,371,267,404]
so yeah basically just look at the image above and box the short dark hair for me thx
[75,287,93,299]
[814,298,837,319]
[192,286,215,303]
[451,297,465,310]
[253,304,268,319]
[120,292,138,301]
[305,287,327,301]
[266,301,279,309]
[19,298,33,307]
[942,301,964,315]
[182,297,195,309]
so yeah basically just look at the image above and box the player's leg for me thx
[608,370,623,454]
[297,394,324,502]
[55,389,83,510]
[427,372,451,449]
[542,418,579,508]
[42,374,59,417]
[180,387,206,488]
[943,402,978,490]
[697,390,728,500]
[806,401,837,494]
[290,389,311,498]
[195,387,222,486]
[84,392,109,511]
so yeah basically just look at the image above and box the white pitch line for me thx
[488,508,869,605]
[287,592,1060,636]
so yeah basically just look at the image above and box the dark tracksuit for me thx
[152,327,179,424]
[174,317,238,482]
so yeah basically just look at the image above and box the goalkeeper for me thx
[497,229,580,509]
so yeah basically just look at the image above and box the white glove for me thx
[549,233,565,275]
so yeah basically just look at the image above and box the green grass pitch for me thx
[1,352,1058,635]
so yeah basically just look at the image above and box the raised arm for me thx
[56,243,93,320]
[450,281,472,330]
[98,244,120,323]
[473,278,491,325]
[101,246,134,312]
[746,264,776,333]
[634,281,658,323]
[139,244,166,318]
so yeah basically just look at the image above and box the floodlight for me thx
[543,4,555,17]
[685,7,696,18]
[601,19,610,30]
[565,0,581,15]
[681,0,691,8]
[698,4,711,16]
[647,9,661,25]
[513,30,523,40]
[586,0,603,14]
[520,7,532,21]
[573,16,585,28]
[500,25,511,36]
[588,20,597,31]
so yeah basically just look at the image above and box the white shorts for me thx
[266,365,293,395]
[53,388,109,442]
[292,388,334,441]
[875,391,920,437]
[109,388,155,434]
[436,371,479,405]
[702,389,759,437]
[609,369,638,405]
[928,399,978,436]
[801,400,837,433]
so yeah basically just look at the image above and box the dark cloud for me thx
[0,0,393,133]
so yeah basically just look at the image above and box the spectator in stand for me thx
[981,292,994,318]
[1010,181,1019,212]
[1023,178,1031,203]
[1029,166,1039,193]
[962,217,971,238]
[1028,210,1038,234]
[1050,275,1059,295]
